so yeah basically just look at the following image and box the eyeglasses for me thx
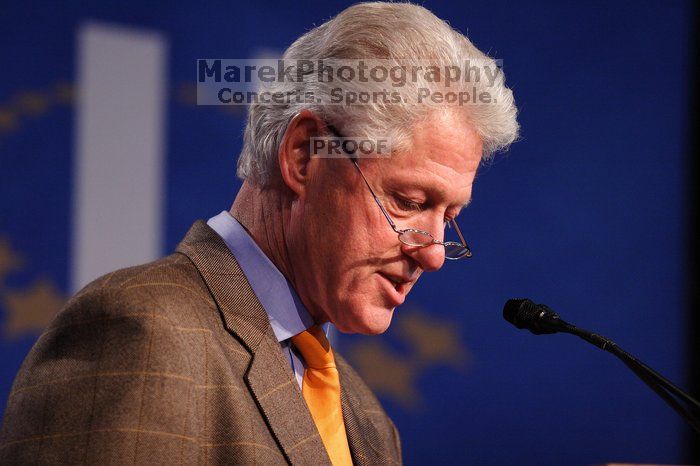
[325,125,472,260]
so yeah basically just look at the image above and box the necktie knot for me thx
[291,325,336,369]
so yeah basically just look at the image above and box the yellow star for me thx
[395,307,470,370]
[3,278,65,339]
[53,82,74,105]
[0,237,24,282]
[346,339,420,408]
[0,107,18,133]
[15,91,49,117]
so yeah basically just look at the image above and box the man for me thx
[0,2,518,464]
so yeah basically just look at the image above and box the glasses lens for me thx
[399,229,434,247]
[444,242,471,260]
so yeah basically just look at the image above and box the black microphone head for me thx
[503,298,565,335]
[503,298,535,328]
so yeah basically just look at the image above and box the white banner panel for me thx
[72,23,167,292]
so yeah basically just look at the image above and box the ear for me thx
[278,110,325,197]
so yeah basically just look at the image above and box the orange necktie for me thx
[291,325,353,466]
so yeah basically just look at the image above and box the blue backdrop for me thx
[0,1,693,464]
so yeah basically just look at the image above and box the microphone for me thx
[503,298,700,435]
[503,298,615,350]
[503,298,567,334]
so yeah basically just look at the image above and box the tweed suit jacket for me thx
[0,221,402,465]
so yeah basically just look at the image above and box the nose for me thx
[401,241,446,272]
[399,215,448,272]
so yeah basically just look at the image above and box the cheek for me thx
[311,202,378,261]
[311,229,387,311]
[294,198,374,288]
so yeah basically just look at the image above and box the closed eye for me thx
[396,196,423,213]
[396,195,457,227]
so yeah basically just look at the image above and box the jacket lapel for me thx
[176,221,330,465]
[337,358,390,466]
[247,335,330,465]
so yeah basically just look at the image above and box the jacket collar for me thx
[176,220,273,353]
[206,211,314,343]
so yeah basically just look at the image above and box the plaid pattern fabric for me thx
[0,221,402,465]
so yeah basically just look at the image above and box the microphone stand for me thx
[561,323,700,434]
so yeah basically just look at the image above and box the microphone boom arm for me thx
[562,323,700,434]
[504,298,700,435]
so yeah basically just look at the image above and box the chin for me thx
[332,304,395,335]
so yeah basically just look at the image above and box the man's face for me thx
[287,110,483,334]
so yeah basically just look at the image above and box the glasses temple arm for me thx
[451,219,469,247]
[327,123,400,234]
[351,159,399,231]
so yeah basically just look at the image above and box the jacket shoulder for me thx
[0,253,214,464]
[68,252,215,318]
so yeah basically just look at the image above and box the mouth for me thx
[377,272,413,306]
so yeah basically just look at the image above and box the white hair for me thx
[237,2,519,186]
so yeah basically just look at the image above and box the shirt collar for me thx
[207,211,315,342]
